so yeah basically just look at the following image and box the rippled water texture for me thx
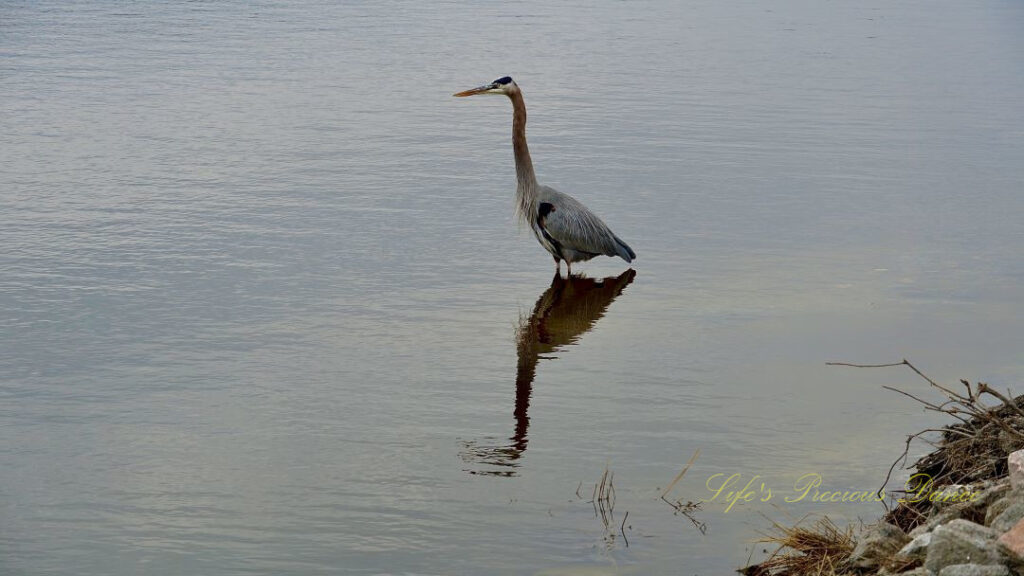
[2,1,1023,574]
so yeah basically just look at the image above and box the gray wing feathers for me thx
[611,232,636,262]
[539,186,635,263]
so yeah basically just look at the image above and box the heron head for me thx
[453,76,517,97]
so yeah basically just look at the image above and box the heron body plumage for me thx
[533,186,635,266]
[455,76,636,274]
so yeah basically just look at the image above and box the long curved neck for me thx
[510,90,538,223]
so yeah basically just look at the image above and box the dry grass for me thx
[659,449,707,534]
[580,464,628,548]
[741,516,854,576]
[590,464,616,526]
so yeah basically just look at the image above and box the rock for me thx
[927,481,1010,523]
[938,564,1010,576]
[909,524,930,539]
[998,517,1024,559]
[898,531,933,562]
[986,487,1024,527]
[925,519,1003,574]
[970,481,1012,512]
[992,501,1024,533]
[897,569,931,576]
[911,507,967,538]
[988,497,1015,528]
[850,522,910,569]
[998,429,1024,455]
[1008,450,1024,489]
[928,484,982,512]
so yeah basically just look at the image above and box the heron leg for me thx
[566,261,572,276]
[554,257,561,274]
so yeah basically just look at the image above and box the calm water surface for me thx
[2,1,1023,574]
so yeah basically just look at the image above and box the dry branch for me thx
[828,358,1024,531]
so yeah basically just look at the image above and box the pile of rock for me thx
[848,450,1024,576]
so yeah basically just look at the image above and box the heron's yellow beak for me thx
[453,83,497,97]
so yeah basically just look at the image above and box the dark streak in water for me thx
[461,270,636,476]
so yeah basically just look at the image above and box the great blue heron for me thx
[454,76,636,275]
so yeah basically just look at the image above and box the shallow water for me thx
[2,1,1023,574]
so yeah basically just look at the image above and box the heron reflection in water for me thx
[461,269,636,476]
